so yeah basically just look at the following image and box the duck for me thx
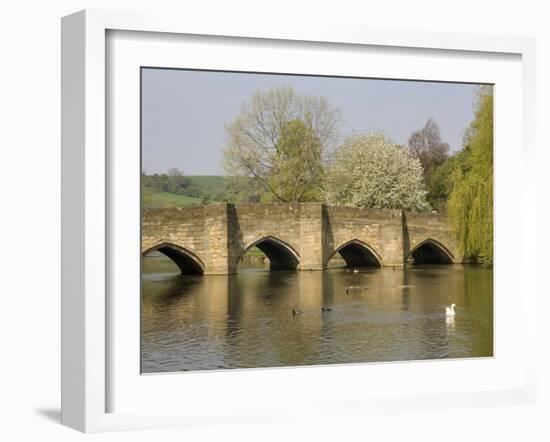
[353,269,359,274]
[445,303,456,317]
[292,309,302,316]
[321,307,332,312]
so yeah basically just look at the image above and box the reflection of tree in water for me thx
[226,269,331,367]
[141,274,205,337]
[400,267,411,312]
[141,259,494,371]
[404,265,493,359]
[142,274,203,308]
[226,276,243,341]
[226,270,300,357]
[319,271,337,356]
[404,266,455,358]
[462,265,493,357]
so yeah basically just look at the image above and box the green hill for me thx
[143,175,228,208]
[142,175,261,207]
[146,192,206,207]
[186,175,227,193]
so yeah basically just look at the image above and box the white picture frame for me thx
[61,9,537,433]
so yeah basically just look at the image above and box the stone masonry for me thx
[141,203,462,275]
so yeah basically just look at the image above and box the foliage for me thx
[142,172,227,202]
[407,118,450,207]
[407,118,450,174]
[324,132,431,212]
[141,176,153,206]
[142,172,270,206]
[223,176,263,203]
[447,89,493,265]
[265,119,324,201]
[425,153,463,211]
[142,168,192,195]
[222,86,341,202]
[184,176,227,194]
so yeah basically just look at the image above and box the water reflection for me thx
[446,315,456,333]
[141,256,493,373]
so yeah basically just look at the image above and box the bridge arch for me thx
[142,242,205,275]
[329,239,383,268]
[239,236,300,271]
[408,238,454,264]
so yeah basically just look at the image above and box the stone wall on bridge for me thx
[324,206,404,266]
[403,212,460,264]
[142,203,462,275]
[142,206,206,257]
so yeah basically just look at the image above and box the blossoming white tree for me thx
[324,132,431,212]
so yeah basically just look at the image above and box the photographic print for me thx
[140,68,493,373]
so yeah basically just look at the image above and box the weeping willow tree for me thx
[447,88,493,265]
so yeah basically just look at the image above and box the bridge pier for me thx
[298,203,327,271]
[377,211,407,267]
[203,203,238,275]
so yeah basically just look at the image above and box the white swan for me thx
[445,303,456,317]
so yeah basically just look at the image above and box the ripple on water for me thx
[141,262,493,372]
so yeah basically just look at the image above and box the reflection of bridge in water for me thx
[142,203,462,275]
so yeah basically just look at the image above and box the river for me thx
[141,256,493,373]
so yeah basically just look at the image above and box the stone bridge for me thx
[142,203,462,275]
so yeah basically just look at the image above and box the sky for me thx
[141,68,482,175]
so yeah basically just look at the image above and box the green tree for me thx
[166,167,191,194]
[426,153,463,211]
[407,118,450,175]
[447,88,493,265]
[222,86,341,202]
[266,119,324,202]
[223,176,263,203]
[324,132,430,212]
[407,118,450,207]
[141,172,153,207]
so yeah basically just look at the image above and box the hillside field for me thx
[144,175,227,207]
